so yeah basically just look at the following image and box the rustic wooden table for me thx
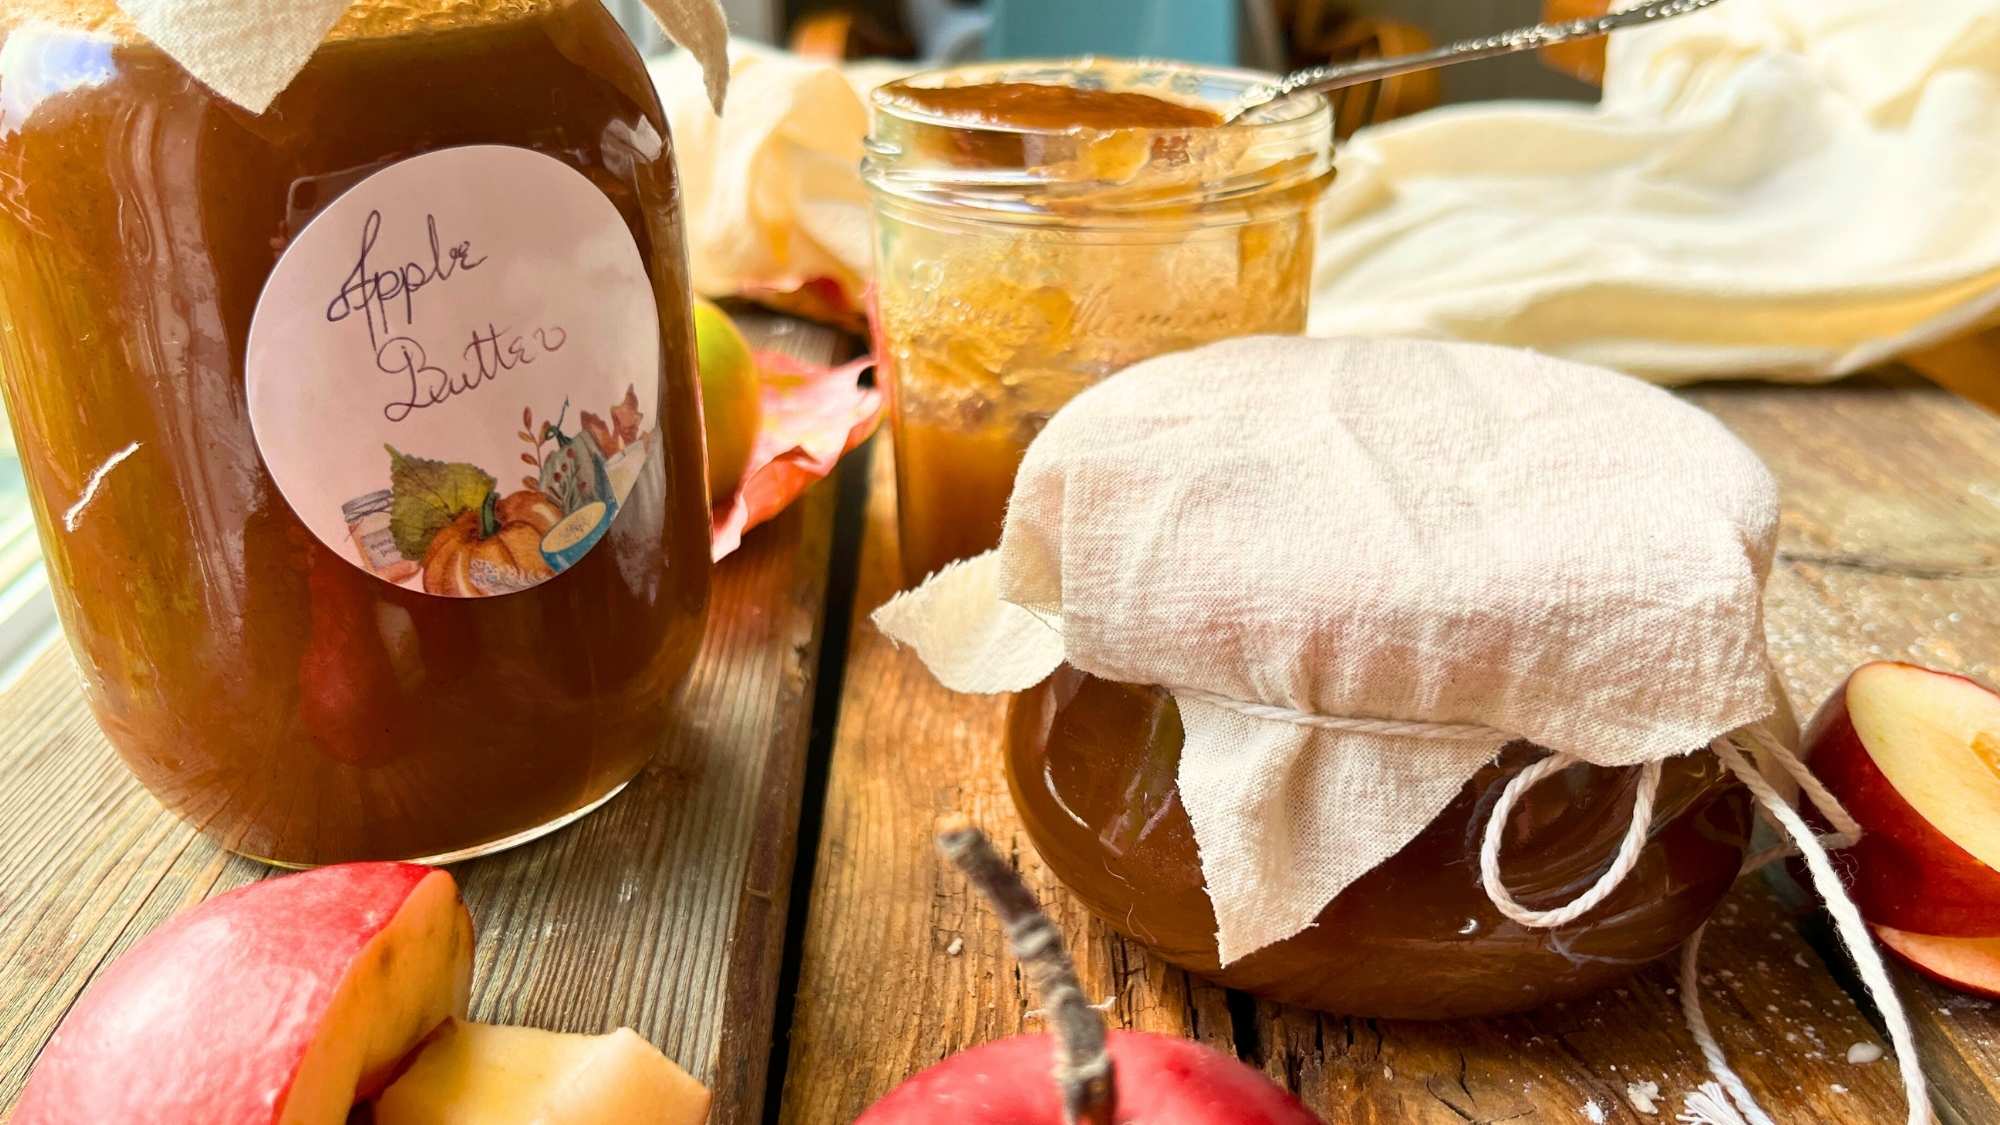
[1,317,1997,1124]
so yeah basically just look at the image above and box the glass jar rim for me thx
[869,57,1330,137]
[863,57,1334,229]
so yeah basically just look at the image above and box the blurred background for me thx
[612,1,1604,105]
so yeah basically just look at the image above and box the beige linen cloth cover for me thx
[651,0,2000,383]
[115,0,730,114]
[875,336,1782,964]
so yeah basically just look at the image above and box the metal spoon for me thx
[1227,0,1726,122]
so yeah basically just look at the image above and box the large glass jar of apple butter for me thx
[1007,667,1757,1018]
[0,0,711,865]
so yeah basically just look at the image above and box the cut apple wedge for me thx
[1873,924,2000,1000]
[14,863,472,1125]
[1806,661,2000,936]
[373,1019,711,1124]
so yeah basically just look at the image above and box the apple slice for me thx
[15,863,472,1125]
[373,1019,711,1124]
[1805,661,2000,936]
[1873,924,2000,1000]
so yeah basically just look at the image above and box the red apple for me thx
[857,819,1324,1125]
[855,1029,1321,1124]
[1804,661,2000,936]
[15,862,473,1124]
[1873,924,2000,999]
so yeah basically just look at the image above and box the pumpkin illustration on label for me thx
[368,386,654,598]
[421,492,556,597]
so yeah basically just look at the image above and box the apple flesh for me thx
[14,863,472,1125]
[1804,661,2000,936]
[854,1029,1323,1124]
[373,1019,711,1124]
[1873,924,2000,999]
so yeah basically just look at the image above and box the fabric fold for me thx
[118,0,732,115]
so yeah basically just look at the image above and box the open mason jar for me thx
[0,0,712,865]
[863,61,1334,587]
[1007,668,1758,1019]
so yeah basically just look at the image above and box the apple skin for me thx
[1805,663,2000,936]
[1873,925,2000,1000]
[14,862,472,1125]
[853,1030,1323,1124]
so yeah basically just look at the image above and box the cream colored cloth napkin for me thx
[1308,0,2000,382]
[651,46,902,308]
[651,45,906,310]
[648,0,2000,383]
[119,0,731,115]
[875,336,1782,963]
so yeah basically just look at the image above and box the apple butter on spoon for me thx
[875,82,1224,131]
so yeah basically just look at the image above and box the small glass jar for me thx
[1007,667,1756,1019]
[0,0,712,866]
[863,61,1334,587]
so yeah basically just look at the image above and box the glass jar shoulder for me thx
[1004,666,1754,1019]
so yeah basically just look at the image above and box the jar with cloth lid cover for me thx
[1006,668,1766,1018]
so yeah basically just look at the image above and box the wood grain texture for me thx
[1247,879,1906,1123]
[1688,372,2000,1125]
[0,314,848,1124]
[776,444,1235,1125]
[782,373,2000,1124]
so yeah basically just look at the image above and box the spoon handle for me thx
[1230,0,1725,120]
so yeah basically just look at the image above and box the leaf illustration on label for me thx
[385,445,497,561]
[611,385,644,446]
[580,410,621,456]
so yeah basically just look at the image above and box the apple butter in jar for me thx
[1007,668,1757,1018]
[0,0,712,864]
[863,62,1333,586]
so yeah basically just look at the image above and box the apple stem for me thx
[937,816,1115,1125]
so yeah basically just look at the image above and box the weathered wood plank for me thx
[776,443,1234,1125]
[1249,879,1906,1123]
[781,371,2000,1124]
[1688,372,2000,1125]
[0,314,847,1125]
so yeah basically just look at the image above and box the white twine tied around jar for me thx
[1181,686,1929,1125]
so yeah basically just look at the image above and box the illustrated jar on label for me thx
[0,0,722,865]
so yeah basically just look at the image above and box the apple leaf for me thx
[385,445,495,561]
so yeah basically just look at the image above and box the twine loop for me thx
[1167,684,1928,1125]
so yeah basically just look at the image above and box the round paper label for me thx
[247,145,662,598]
